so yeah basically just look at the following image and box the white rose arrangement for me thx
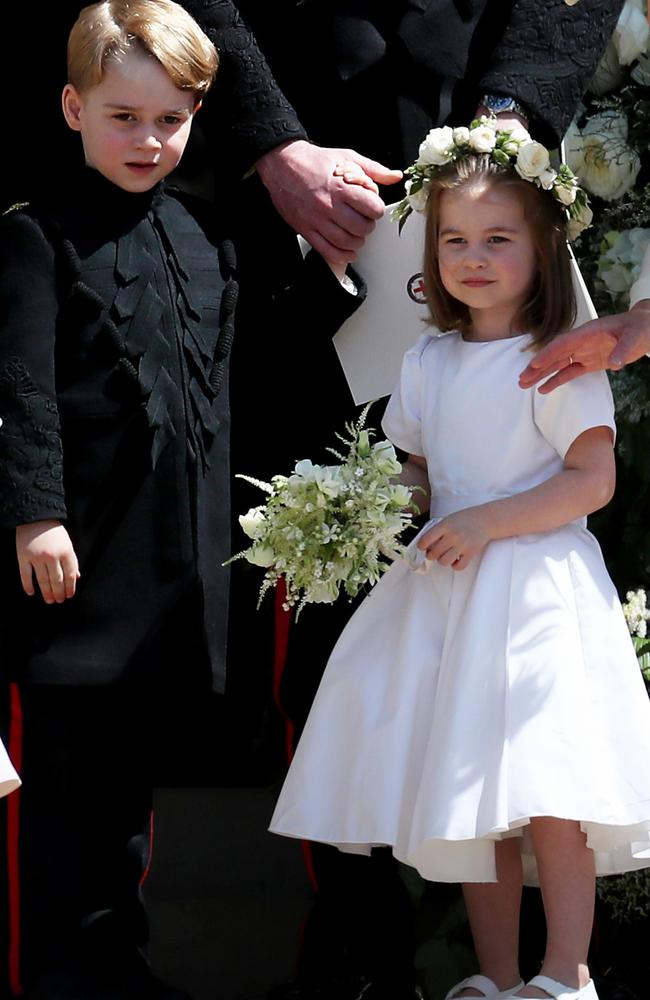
[393,116,591,240]
[229,409,420,615]
[596,227,650,305]
[622,588,650,680]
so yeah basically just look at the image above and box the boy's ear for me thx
[62,84,84,131]
[193,99,203,113]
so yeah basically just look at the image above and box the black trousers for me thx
[275,597,417,999]
[0,591,213,997]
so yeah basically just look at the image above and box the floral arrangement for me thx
[595,587,650,922]
[229,408,419,616]
[568,0,650,598]
[392,115,591,239]
[622,587,650,678]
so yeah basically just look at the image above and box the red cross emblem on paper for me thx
[407,273,427,304]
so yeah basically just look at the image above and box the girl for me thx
[270,125,650,1000]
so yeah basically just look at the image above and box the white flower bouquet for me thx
[230,409,420,615]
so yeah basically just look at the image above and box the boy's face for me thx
[62,47,197,193]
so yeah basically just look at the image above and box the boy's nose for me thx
[134,130,163,151]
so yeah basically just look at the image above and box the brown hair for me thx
[68,0,218,100]
[422,155,576,347]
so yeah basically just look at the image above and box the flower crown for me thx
[393,116,592,241]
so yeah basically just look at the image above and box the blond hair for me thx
[423,155,576,347]
[68,0,218,100]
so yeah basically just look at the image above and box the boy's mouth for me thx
[125,162,158,172]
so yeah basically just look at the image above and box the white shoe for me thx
[445,975,525,999]
[500,975,599,1000]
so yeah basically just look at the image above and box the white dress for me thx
[269,332,650,885]
[0,737,19,798]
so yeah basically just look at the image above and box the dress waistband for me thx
[429,493,511,517]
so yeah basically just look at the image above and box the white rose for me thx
[245,545,275,568]
[582,109,629,142]
[538,167,558,190]
[580,137,640,202]
[306,580,339,605]
[566,202,594,241]
[405,177,430,214]
[391,484,412,508]
[453,127,470,145]
[417,126,454,165]
[239,507,266,540]
[468,125,497,153]
[555,183,577,205]
[589,40,626,95]
[613,1,650,66]
[515,141,550,179]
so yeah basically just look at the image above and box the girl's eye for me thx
[444,237,466,245]
[488,235,509,244]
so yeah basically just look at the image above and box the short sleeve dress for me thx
[270,332,650,886]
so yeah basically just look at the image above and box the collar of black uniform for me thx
[48,160,167,234]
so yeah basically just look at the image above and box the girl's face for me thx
[62,47,196,193]
[437,183,537,339]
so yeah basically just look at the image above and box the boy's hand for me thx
[417,507,491,571]
[16,520,80,604]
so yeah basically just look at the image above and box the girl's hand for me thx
[332,163,380,195]
[417,507,491,570]
[16,520,80,604]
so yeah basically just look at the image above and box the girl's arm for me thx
[16,521,80,604]
[418,426,615,570]
[402,454,431,515]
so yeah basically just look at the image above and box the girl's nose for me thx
[463,247,487,268]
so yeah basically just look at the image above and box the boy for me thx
[0,4,230,998]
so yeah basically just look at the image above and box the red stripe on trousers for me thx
[273,582,319,893]
[7,683,23,996]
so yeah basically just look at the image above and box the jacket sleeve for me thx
[479,0,626,147]
[182,0,308,176]
[0,211,67,529]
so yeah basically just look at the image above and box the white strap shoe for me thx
[445,974,526,999]
[500,976,599,1000]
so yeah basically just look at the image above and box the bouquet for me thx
[230,408,420,615]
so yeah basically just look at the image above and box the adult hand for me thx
[255,139,402,266]
[518,300,650,394]
[16,519,80,604]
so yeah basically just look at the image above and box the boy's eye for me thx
[161,115,183,126]
[113,113,135,122]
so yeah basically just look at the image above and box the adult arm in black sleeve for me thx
[0,212,67,529]
[480,0,626,147]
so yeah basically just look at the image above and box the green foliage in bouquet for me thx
[229,407,421,616]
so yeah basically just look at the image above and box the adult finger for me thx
[348,152,403,187]
[332,180,386,225]
[304,228,360,267]
[609,327,650,367]
[48,561,67,604]
[533,364,586,395]
[34,562,55,604]
[18,558,35,597]
[61,551,80,599]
